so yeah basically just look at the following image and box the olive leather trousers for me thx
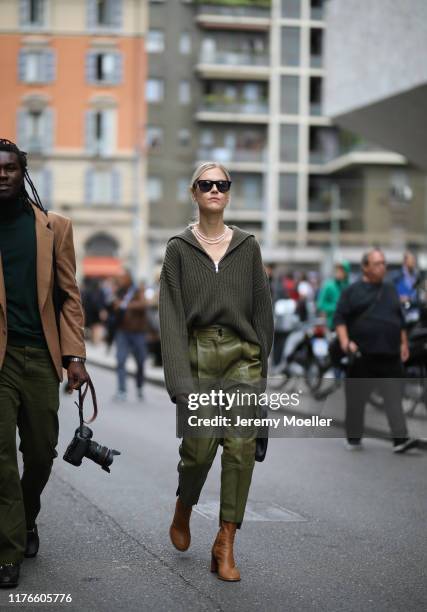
[177,325,262,526]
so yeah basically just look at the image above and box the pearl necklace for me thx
[192,224,228,244]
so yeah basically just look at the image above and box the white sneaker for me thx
[344,440,363,451]
[113,391,127,402]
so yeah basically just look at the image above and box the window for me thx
[20,0,46,27]
[179,32,191,55]
[146,126,163,152]
[179,80,191,105]
[309,126,338,163]
[281,76,299,115]
[201,38,216,63]
[310,28,323,67]
[86,51,122,84]
[147,177,163,203]
[18,49,55,83]
[85,233,119,257]
[224,131,236,151]
[311,0,324,20]
[87,0,122,29]
[200,129,214,148]
[146,79,164,103]
[85,169,120,204]
[17,107,54,153]
[279,174,298,210]
[178,178,189,203]
[147,30,165,53]
[85,108,116,156]
[28,166,52,207]
[241,176,262,210]
[309,77,322,115]
[281,0,300,18]
[309,175,331,212]
[242,83,260,102]
[178,128,191,147]
[27,110,43,152]
[280,125,299,162]
[281,27,300,66]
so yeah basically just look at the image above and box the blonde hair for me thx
[189,162,231,196]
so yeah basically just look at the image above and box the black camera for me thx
[63,424,120,473]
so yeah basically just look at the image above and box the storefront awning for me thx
[82,257,124,277]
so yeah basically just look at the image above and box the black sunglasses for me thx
[194,180,232,193]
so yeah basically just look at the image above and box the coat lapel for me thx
[33,204,54,312]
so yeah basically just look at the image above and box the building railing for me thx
[199,50,269,66]
[196,2,271,19]
[197,147,267,163]
[309,151,335,164]
[199,98,269,114]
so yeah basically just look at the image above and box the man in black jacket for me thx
[334,248,418,453]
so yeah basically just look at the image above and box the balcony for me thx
[197,50,270,80]
[199,50,269,67]
[197,146,267,171]
[196,97,269,123]
[196,2,271,31]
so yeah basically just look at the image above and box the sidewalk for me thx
[86,342,427,441]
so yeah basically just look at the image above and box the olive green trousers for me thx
[0,346,59,563]
[177,326,262,526]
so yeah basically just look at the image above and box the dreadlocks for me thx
[0,138,48,216]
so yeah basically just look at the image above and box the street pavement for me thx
[1,364,426,612]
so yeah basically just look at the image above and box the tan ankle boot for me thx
[169,498,192,551]
[211,520,241,581]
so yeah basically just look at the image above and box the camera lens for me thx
[86,440,120,472]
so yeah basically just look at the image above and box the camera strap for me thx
[74,376,98,434]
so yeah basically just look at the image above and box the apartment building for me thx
[0,0,148,278]
[147,0,427,269]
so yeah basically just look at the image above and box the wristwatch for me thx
[68,357,86,363]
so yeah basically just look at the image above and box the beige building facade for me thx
[0,0,148,280]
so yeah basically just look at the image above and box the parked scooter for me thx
[269,317,332,392]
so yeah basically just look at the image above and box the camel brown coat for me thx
[0,203,85,381]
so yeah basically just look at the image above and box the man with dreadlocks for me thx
[0,139,88,588]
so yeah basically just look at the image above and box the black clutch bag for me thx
[255,402,269,462]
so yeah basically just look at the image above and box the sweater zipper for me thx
[175,233,253,273]
[212,237,250,273]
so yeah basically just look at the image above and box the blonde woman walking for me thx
[159,162,273,581]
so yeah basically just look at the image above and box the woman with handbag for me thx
[159,162,273,582]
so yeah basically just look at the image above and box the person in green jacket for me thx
[317,261,350,329]
[159,162,273,582]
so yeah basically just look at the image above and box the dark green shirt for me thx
[0,200,47,348]
[159,226,274,402]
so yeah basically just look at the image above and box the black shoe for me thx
[0,563,20,588]
[24,526,39,558]
[393,438,419,454]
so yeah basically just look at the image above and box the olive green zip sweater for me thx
[159,225,274,403]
